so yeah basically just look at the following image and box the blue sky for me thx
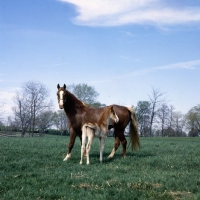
[0,0,200,118]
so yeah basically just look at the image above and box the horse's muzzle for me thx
[59,105,64,109]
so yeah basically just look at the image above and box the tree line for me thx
[0,81,199,137]
[135,88,200,137]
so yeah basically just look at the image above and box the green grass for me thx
[0,135,200,200]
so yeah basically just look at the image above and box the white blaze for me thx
[59,91,64,107]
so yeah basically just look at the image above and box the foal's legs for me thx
[80,133,86,165]
[86,129,94,165]
[99,137,106,162]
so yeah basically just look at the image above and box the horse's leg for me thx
[86,129,94,165]
[108,135,120,158]
[114,131,127,157]
[78,132,82,144]
[80,133,86,165]
[63,130,77,161]
[119,133,127,157]
[99,137,105,163]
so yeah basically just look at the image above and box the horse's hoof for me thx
[63,156,69,161]
[63,153,71,161]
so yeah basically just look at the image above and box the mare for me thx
[57,84,140,161]
[80,105,119,165]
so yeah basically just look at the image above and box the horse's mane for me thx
[65,89,85,107]
[98,105,112,125]
[81,101,89,107]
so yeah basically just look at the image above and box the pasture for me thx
[0,135,199,200]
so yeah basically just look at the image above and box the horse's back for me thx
[84,106,108,122]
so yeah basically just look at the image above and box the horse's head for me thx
[109,106,119,124]
[57,84,67,109]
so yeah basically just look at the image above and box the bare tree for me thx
[173,111,185,136]
[157,103,169,137]
[53,110,69,135]
[0,99,5,122]
[12,81,53,137]
[164,105,176,136]
[23,81,53,136]
[0,120,4,127]
[148,87,166,137]
[36,110,54,135]
[7,116,20,131]
[12,92,32,136]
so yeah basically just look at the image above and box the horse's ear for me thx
[63,84,66,89]
[57,84,60,89]
[111,106,116,114]
[111,105,114,111]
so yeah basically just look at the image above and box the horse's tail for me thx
[127,107,140,151]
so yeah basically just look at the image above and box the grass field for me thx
[0,135,200,200]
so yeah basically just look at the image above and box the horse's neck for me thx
[64,91,83,114]
[105,117,110,127]
[64,100,75,114]
[99,111,110,132]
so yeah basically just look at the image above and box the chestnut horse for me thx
[80,105,119,165]
[57,84,140,161]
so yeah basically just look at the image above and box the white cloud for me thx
[153,60,200,70]
[120,31,137,37]
[124,60,200,78]
[58,0,200,26]
[88,60,200,83]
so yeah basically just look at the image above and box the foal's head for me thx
[108,106,119,124]
[57,84,67,109]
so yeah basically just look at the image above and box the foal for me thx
[80,106,119,165]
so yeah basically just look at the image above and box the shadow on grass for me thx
[85,151,156,164]
[127,152,155,157]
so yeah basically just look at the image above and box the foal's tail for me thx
[127,107,140,151]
